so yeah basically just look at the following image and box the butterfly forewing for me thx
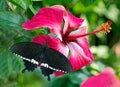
[10,42,43,71]
[44,48,72,73]
[10,42,43,61]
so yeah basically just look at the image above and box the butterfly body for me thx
[10,42,72,80]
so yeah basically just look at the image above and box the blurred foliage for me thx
[0,0,120,87]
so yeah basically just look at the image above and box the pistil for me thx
[67,21,112,41]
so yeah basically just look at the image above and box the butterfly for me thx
[10,42,72,80]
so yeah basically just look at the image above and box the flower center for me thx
[66,21,112,42]
[62,26,75,43]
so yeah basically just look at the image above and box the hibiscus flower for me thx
[81,68,120,87]
[22,5,112,73]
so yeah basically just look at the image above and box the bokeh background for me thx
[0,0,120,87]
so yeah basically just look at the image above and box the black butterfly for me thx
[10,42,72,80]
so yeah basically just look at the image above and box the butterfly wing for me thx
[38,47,72,80]
[10,42,43,72]
[43,48,72,73]
[10,42,72,80]
[40,66,54,81]
[22,60,37,72]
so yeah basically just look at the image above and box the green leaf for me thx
[9,53,24,73]
[0,0,7,10]
[8,0,32,10]
[68,68,92,85]
[0,52,11,80]
[0,11,24,30]
[69,71,88,84]
[0,51,23,81]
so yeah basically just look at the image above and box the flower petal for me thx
[67,12,84,29]
[54,71,66,76]
[32,35,69,57]
[50,5,84,35]
[63,12,84,34]
[68,26,87,37]
[22,7,63,39]
[68,42,93,71]
[81,68,120,87]
[51,5,66,11]
[67,26,94,71]
[75,30,94,63]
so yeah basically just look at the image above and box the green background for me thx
[0,0,120,87]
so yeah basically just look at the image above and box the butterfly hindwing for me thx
[40,66,54,80]
[22,60,37,72]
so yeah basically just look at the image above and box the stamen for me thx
[67,21,112,41]
[82,21,112,36]
[94,21,112,34]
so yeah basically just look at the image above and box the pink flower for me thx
[81,68,120,87]
[22,5,112,72]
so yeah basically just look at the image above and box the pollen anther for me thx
[98,21,112,34]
